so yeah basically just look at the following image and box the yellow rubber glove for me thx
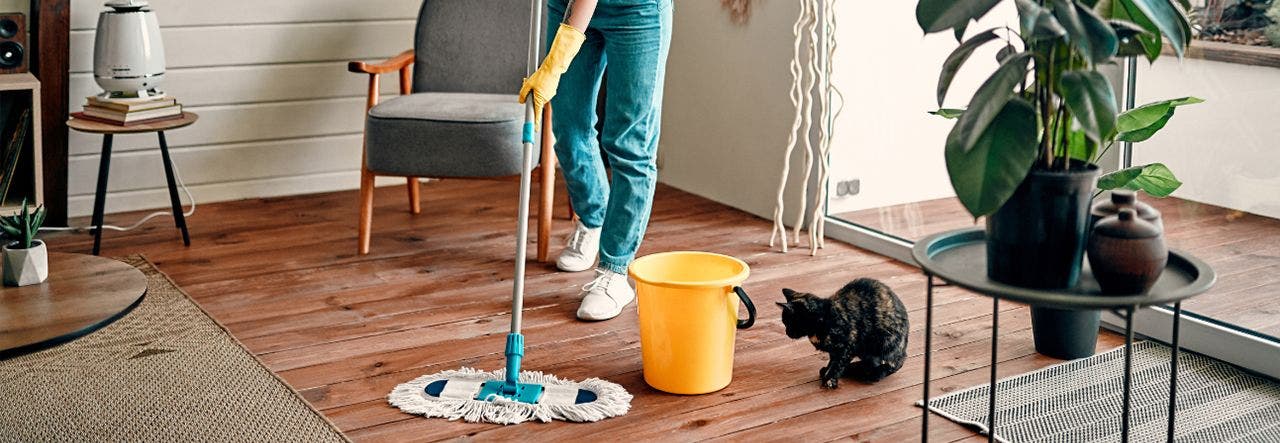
[519,23,586,125]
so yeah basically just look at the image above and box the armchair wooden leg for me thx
[538,106,555,263]
[566,187,575,222]
[407,177,421,214]
[358,167,375,255]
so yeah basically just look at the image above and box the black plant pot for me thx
[1030,306,1101,359]
[986,162,1100,359]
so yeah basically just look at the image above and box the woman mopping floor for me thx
[388,0,662,425]
[521,0,674,321]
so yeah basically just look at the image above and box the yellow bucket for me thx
[628,251,756,395]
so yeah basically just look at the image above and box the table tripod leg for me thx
[91,134,113,256]
[988,295,999,442]
[1122,306,1136,443]
[922,274,934,442]
[158,131,190,246]
[1168,302,1182,442]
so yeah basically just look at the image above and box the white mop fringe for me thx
[388,367,632,424]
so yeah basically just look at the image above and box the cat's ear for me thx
[782,288,799,301]
[776,301,792,312]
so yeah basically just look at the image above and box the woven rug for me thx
[920,341,1280,442]
[0,256,347,442]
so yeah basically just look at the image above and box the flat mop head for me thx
[388,367,632,424]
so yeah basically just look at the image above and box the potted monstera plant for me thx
[918,0,1198,358]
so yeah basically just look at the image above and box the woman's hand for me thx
[518,23,586,123]
[519,0,597,125]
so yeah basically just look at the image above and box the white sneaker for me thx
[556,220,600,272]
[576,269,635,321]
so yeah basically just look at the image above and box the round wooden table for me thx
[0,253,147,359]
[67,112,197,255]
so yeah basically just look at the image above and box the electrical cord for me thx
[39,157,196,233]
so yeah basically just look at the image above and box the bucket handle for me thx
[733,287,756,329]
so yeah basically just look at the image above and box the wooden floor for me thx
[837,196,1280,338]
[46,180,1124,442]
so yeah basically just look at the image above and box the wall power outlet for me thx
[835,179,860,198]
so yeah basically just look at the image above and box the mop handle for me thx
[511,100,536,336]
[511,0,542,337]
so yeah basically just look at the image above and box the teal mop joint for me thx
[387,0,630,424]
[473,333,543,404]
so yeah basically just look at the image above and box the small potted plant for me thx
[1,199,48,286]
[916,0,1198,358]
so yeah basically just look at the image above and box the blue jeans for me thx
[547,0,673,274]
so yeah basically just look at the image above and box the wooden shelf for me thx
[0,73,42,214]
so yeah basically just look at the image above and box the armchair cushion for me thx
[365,92,540,178]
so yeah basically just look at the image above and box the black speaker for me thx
[0,13,25,74]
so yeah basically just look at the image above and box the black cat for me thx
[778,278,909,389]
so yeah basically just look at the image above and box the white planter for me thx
[3,240,48,287]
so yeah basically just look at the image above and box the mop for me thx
[387,0,632,425]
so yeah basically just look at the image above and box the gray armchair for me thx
[348,0,557,261]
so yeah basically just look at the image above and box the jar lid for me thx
[1094,208,1162,238]
[1093,190,1162,222]
[1111,190,1136,205]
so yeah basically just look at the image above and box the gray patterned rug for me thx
[0,256,347,442]
[920,341,1280,442]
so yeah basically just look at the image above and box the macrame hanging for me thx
[770,0,842,255]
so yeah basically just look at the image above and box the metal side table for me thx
[67,112,197,255]
[914,228,1215,443]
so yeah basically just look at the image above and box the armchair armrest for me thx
[348,49,415,74]
[350,49,415,110]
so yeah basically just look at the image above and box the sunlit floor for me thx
[836,196,1280,337]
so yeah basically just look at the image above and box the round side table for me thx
[913,228,1216,443]
[0,253,147,359]
[67,112,197,255]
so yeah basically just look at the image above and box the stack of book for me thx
[76,95,183,126]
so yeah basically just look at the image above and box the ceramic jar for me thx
[1091,189,1162,230]
[3,240,48,287]
[1087,209,1167,295]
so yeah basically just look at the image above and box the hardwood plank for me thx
[289,288,1017,412]
[719,334,1127,442]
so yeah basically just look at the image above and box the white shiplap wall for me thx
[66,0,420,216]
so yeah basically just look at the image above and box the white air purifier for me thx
[93,0,165,98]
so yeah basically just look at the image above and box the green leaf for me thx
[917,0,1002,33]
[1076,0,1120,62]
[946,52,1033,156]
[1015,0,1067,41]
[930,108,966,119]
[1065,128,1099,162]
[954,20,970,42]
[1124,0,1190,57]
[947,98,1040,218]
[1115,96,1202,142]
[1052,0,1119,63]
[1097,163,1181,197]
[938,29,1002,106]
[1101,0,1165,60]
[996,44,1017,62]
[1058,70,1118,143]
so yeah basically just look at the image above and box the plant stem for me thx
[1041,47,1055,170]
[1097,141,1114,163]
